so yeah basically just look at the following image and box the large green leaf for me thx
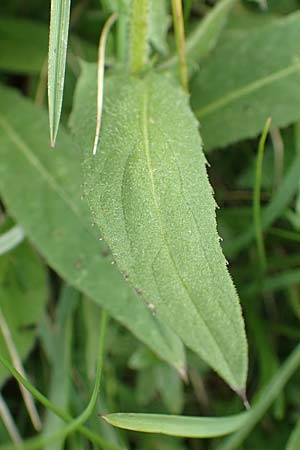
[0,237,48,386]
[71,65,248,391]
[191,11,300,150]
[0,84,185,374]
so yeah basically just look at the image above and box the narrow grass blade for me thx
[0,307,42,431]
[0,355,122,450]
[253,117,271,272]
[0,312,123,450]
[102,412,249,438]
[171,0,188,92]
[160,0,236,74]
[103,343,300,440]
[41,286,78,450]
[225,143,300,258]
[0,225,24,255]
[0,393,22,446]
[92,13,117,156]
[48,0,71,148]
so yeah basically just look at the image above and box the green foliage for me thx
[0,84,185,373]
[0,17,48,74]
[1,0,300,449]
[191,11,300,150]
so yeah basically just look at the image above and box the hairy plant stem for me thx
[129,0,149,74]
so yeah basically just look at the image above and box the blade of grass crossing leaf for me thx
[0,393,22,446]
[48,0,71,147]
[102,412,250,438]
[0,225,24,255]
[103,343,300,439]
[171,0,188,92]
[0,306,42,431]
[253,117,271,272]
[92,13,117,156]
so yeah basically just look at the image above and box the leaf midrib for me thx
[195,62,300,119]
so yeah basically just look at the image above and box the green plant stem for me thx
[253,117,271,272]
[0,312,123,450]
[116,1,128,64]
[171,0,188,92]
[217,342,300,450]
[129,0,149,74]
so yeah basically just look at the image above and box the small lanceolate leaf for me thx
[48,0,71,147]
[71,66,248,391]
[0,84,185,374]
[191,11,300,150]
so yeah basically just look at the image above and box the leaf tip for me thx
[49,130,57,149]
[236,388,250,410]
